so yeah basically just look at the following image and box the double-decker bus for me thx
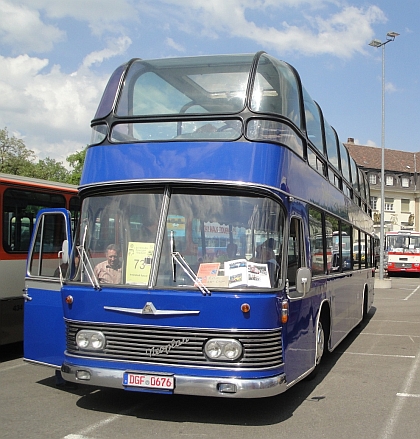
[385,230,420,275]
[0,173,79,345]
[24,52,375,398]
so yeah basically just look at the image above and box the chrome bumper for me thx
[61,362,287,398]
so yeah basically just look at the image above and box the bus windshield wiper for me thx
[171,251,210,296]
[170,231,210,296]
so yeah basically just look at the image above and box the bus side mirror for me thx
[296,267,312,296]
[59,240,69,264]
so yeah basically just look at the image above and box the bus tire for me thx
[306,307,329,380]
[362,289,369,320]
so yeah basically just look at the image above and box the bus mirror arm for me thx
[302,277,307,294]
[60,240,69,264]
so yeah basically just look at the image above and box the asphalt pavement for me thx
[1,276,419,439]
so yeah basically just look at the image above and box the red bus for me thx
[386,230,420,275]
[0,173,79,345]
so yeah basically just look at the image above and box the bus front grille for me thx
[65,320,283,370]
[395,263,412,268]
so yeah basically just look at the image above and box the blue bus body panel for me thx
[61,285,287,379]
[62,285,281,330]
[81,141,357,225]
[61,284,319,383]
[24,284,65,367]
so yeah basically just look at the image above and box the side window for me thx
[288,217,305,285]
[3,188,66,253]
[360,231,367,268]
[28,212,68,277]
[309,207,324,276]
[303,88,323,154]
[325,215,340,273]
[69,196,81,233]
[353,228,361,270]
[339,143,351,183]
[341,223,352,271]
[366,235,372,268]
[325,121,339,170]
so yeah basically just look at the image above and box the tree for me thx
[29,157,70,182]
[66,147,87,185]
[0,127,36,175]
[0,127,87,185]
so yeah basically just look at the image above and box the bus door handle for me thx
[22,289,32,302]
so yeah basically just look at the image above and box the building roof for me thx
[345,141,417,174]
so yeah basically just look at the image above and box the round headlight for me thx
[76,330,106,350]
[76,332,90,349]
[204,338,242,361]
[91,333,105,349]
[223,341,242,359]
[205,340,222,359]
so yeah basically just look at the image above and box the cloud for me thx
[0,0,392,163]
[151,0,387,58]
[0,0,65,53]
[385,82,397,93]
[0,54,108,161]
[166,38,186,53]
[18,0,139,36]
[82,36,132,69]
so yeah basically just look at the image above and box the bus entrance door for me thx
[23,209,72,367]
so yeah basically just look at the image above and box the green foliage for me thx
[0,127,36,175]
[28,157,70,182]
[66,148,87,185]
[0,127,87,185]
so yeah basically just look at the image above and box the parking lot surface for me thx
[1,276,419,439]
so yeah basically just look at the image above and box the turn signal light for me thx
[281,300,289,324]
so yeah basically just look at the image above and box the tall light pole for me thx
[369,31,399,281]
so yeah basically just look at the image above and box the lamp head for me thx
[369,39,382,48]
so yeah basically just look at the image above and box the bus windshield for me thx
[72,188,284,290]
[387,234,420,251]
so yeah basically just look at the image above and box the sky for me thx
[0,0,418,165]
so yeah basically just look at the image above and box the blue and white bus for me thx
[24,52,374,398]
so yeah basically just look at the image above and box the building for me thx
[346,139,418,239]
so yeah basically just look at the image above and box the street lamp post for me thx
[369,31,399,282]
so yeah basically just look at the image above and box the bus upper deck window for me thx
[251,54,301,128]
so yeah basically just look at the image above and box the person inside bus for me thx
[252,238,279,286]
[94,244,122,284]
[217,242,238,263]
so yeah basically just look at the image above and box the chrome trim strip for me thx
[61,362,287,398]
[24,358,60,369]
[104,301,200,316]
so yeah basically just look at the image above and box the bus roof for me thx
[0,172,78,192]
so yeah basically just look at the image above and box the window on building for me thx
[386,176,394,186]
[369,174,377,185]
[370,196,377,210]
[401,199,410,213]
[384,198,394,211]
[402,177,410,188]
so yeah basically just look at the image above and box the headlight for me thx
[204,338,242,361]
[76,330,106,350]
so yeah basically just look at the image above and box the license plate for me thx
[123,372,174,390]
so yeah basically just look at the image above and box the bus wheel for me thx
[315,319,325,366]
[362,290,369,320]
[306,313,328,380]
